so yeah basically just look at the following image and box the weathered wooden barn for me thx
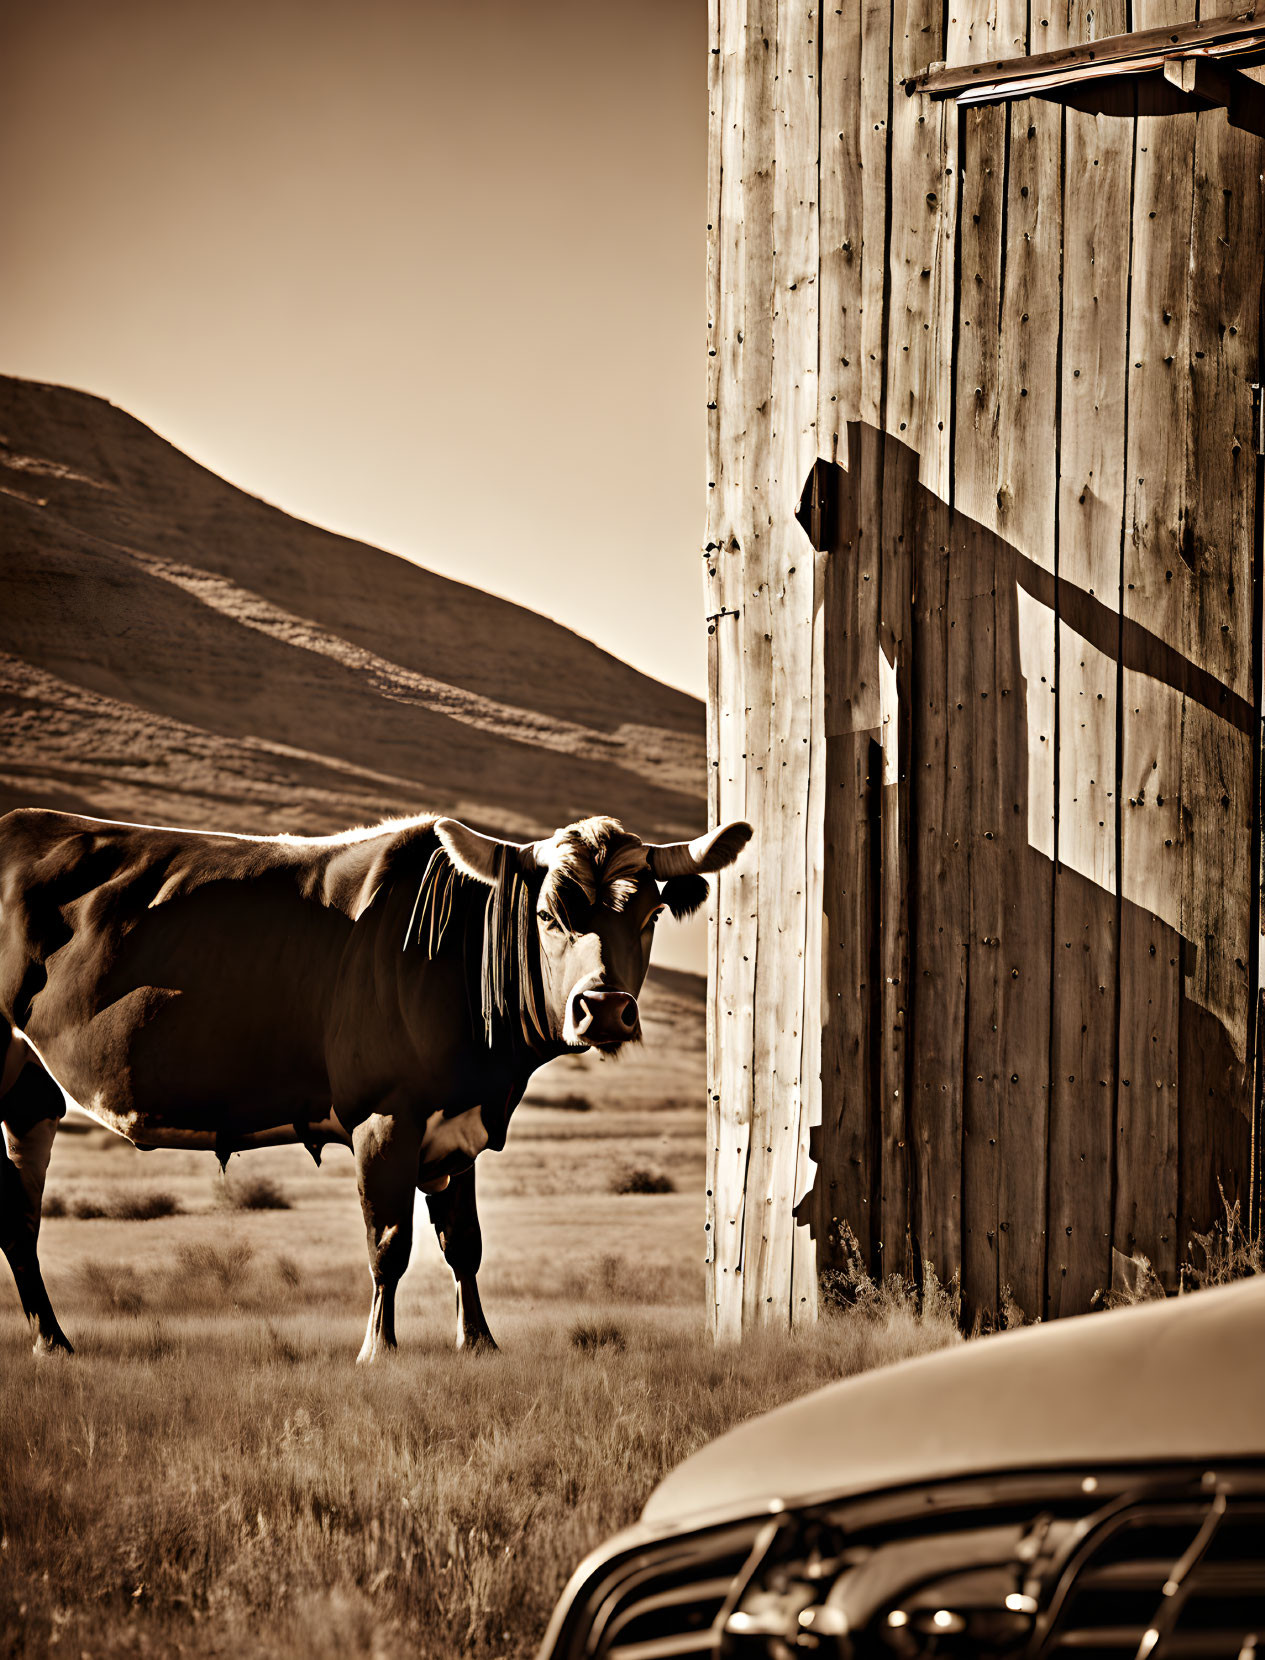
[703,0,1265,1333]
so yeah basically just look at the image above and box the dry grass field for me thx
[0,1103,962,1660]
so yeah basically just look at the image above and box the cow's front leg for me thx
[1,1038,72,1356]
[425,1162,497,1351]
[352,1109,421,1364]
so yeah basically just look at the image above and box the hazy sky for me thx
[0,0,707,698]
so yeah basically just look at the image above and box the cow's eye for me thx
[641,906,665,934]
[536,911,564,935]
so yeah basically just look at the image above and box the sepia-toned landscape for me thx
[5,0,1264,1649]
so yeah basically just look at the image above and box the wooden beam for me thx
[936,54,1265,135]
[907,7,1265,100]
[1184,59,1265,137]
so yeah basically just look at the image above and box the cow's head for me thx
[432,816,752,1053]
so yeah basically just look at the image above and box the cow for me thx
[0,807,751,1360]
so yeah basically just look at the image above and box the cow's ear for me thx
[434,819,541,886]
[646,820,752,880]
[660,873,709,920]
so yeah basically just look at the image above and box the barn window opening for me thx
[906,8,1265,138]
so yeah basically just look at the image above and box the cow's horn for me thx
[645,820,753,879]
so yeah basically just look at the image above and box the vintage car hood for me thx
[643,1277,1265,1527]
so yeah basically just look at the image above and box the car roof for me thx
[643,1278,1265,1528]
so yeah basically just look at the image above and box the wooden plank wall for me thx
[706,0,1264,1331]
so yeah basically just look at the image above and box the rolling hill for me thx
[0,375,705,840]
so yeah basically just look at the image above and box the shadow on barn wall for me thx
[797,422,1257,1326]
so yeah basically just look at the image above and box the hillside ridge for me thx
[0,375,705,845]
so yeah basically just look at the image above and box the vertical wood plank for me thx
[704,0,724,1310]
[1181,117,1256,703]
[877,645,909,1274]
[813,0,869,1300]
[992,91,1059,1321]
[960,507,1003,1321]
[1179,706,1254,1261]
[708,0,774,1340]
[819,0,860,454]
[908,474,966,1289]
[1118,6,1195,1285]
[945,3,1032,1326]
[706,0,725,564]
[994,104,1060,575]
[859,0,892,435]
[815,0,892,449]
[743,0,819,1328]
[1046,1,1129,1318]
[1116,666,1182,1283]
[1176,102,1262,1263]
[998,577,1054,1322]
[1049,618,1119,1313]
[947,2,1022,534]
[794,511,827,1325]
[1053,118,1130,602]
[727,0,776,1335]
[886,0,954,497]
[953,102,1006,532]
[877,440,914,1278]
[819,432,881,1276]
[946,90,998,1323]
[794,3,830,1326]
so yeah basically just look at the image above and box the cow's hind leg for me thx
[426,1163,497,1351]
[352,1109,421,1363]
[0,1037,71,1355]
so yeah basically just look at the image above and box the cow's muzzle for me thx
[567,988,641,1049]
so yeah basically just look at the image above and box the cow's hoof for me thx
[356,1337,399,1364]
[33,1330,74,1358]
[459,1330,499,1354]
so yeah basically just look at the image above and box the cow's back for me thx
[0,809,358,1131]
